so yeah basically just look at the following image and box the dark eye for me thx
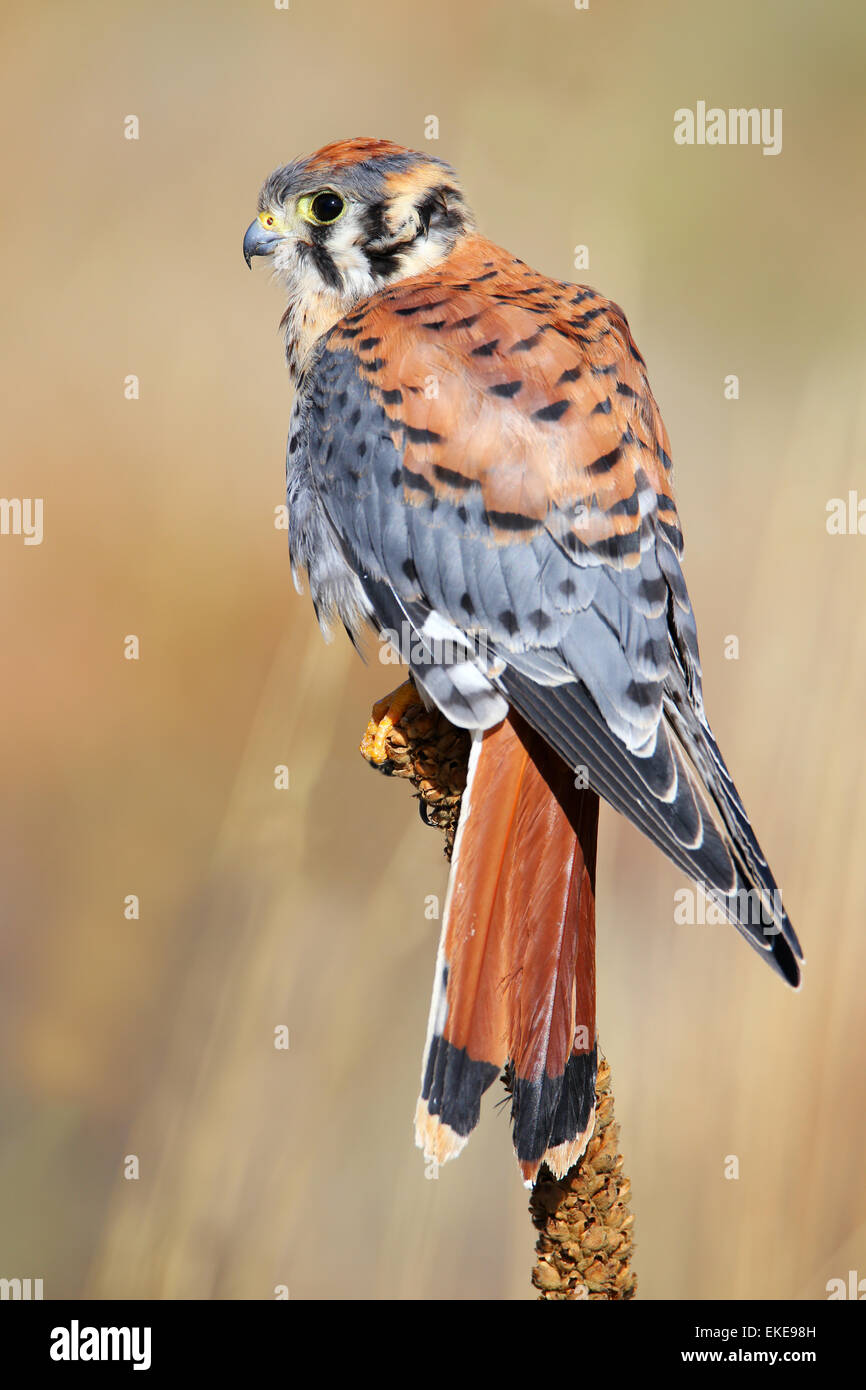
[310,192,345,224]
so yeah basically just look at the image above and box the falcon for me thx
[243,138,802,1185]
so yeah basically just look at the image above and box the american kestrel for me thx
[243,138,802,1185]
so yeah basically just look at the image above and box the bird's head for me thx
[243,138,474,374]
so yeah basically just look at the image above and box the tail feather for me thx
[415,714,599,1183]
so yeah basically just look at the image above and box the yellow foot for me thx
[360,679,419,764]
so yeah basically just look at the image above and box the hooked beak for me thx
[243,212,286,268]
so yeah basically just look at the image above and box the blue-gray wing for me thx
[287,280,801,985]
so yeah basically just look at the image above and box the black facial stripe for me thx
[360,182,470,283]
[415,190,441,236]
[361,200,389,244]
[356,196,408,280]
[417,183,469,238]
[363,246,404,279]
[298,236,342,291]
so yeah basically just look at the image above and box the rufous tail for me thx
[415,712,599,1185]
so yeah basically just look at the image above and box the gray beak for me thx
[243,217,283,268]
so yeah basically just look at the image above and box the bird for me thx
[243,137,802,1185]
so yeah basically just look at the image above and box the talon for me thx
[360,679,418,764]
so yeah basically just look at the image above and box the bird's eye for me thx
[298,191,346,226]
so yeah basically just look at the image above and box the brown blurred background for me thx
[0,0,864,1300]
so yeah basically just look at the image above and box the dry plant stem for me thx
[361,682,636,1300]
[530,1058,636,1299]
